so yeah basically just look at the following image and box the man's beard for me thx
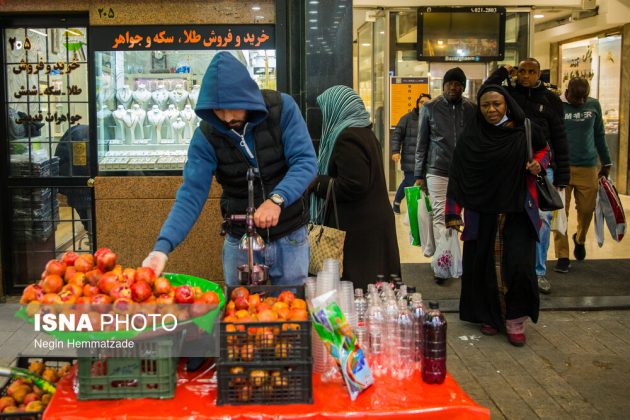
[224,119,245,131]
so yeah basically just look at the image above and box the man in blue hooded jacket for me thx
[142,52,317,286]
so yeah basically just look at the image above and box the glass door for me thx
[1,15,93,294]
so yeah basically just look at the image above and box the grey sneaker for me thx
[538,275,551,294]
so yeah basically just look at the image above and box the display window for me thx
[92,25,276,173]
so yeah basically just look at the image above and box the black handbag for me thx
[525,118,564,212]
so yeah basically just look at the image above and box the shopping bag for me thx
[594,192,605,247]
[431,230,462,279]
[309,180,346,275]
[598,177,626,242]
[417,192,435,257]
[551,191,568,235]
[405,186,421,246]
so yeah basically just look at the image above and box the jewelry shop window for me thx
[92,25,276,173]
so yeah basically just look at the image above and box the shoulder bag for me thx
[525,118,564,211]
[308,180,346,276]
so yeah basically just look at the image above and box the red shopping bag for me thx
[598,177,626,242]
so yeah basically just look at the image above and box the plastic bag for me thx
[405,186,421,246]
[431,230,462,279]
[551,191,567,235]
[595,192,605,247]
[598,177,626,242]
[417,192,435,257]
[309,290,374,401]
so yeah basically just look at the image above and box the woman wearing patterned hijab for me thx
[310,85,400,290]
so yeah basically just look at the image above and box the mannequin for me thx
[130,104,146,141]
[180,104,196,139]
[125,108,139,143]
[152,84,169,110]
[147,105,166,143]
[112,105,130,142]
[189,84,201,108]
[115,85,133,108]
[172,117,186,144]
[169,83,189,110]
[164,104,179,140]
[96,105,112,141]
[132,84,152,110]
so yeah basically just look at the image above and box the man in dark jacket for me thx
[142,52,317,286]
[486,59,570,294]
[414,68,476,284]
[391,93,431,214]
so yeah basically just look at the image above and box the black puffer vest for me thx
[200,90,308,241]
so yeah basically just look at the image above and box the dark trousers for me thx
[394,171,415,204]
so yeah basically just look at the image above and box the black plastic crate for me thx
[216,362,312,405]
[0,355,75,420]
[221,285,311,363]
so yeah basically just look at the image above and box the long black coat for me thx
[313,127,401,290]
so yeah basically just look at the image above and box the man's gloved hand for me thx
[142,251,168,277]
[254,199,281,229]
[598,165,611,179]
[414,178,428,194]
[391,153,401,162]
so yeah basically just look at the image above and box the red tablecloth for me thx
[44,363,489,420]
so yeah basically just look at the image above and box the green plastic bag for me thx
[405,186,421,246]
[15,273,225,343]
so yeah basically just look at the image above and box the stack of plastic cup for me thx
[322,258,341,291]
[339,281,358,328]
[305,277,317,301]
[313,270,336,374]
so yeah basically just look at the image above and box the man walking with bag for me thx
[554,78,612,268]
[414,68,476,284]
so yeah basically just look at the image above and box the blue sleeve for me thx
[154,128,217,254]
[270,93,317,206]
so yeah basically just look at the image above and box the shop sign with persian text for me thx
[91,25,275,51]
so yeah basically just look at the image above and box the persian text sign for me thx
[91,25,275,51]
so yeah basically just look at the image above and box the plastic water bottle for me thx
[409,293,425,370]
[422,301,447,384]
[393,301,414,379]
[354,288,368,326]
[383,296,399,375]
[366,298,385,377]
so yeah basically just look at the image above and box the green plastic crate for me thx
[76,335,178,400]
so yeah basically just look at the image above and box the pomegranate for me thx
[156,294,174,305]
[248,293,261,308]
[74,254,94,272]
[109,283,132,300]
[61,251,80,266]
[190,299,211,317]
[234,296,249,311]
[54,290,77,305]
[201,291,220,308]
[113,297,132,315]
[277,291,296,306]
[68,272,86,287]
[20,284,43,305]
[153,277,171,295]
[231,286,250,301]
[91,294,112,313]
[61,283,83,297]
[41,274,63,294]
[93,247,112,259]
[83,283,100,297]
[45,259,66,277]
[96,250,117,272]
[130,281,152,303]
[122,268,136,285]
[135,267,156,285]
[64,266,77,282]
[174,285,194,304]
[85,269,103,286]
[97,272,119,294]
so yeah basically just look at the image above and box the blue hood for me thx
[195,52,268,132]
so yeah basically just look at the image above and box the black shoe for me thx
[554,258,571,273]
[573,233,586,261]
[392,203,401,214]
[434,276,447,285]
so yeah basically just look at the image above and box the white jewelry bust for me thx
[172,117,186,144]
[164,104,179,139]
[189,84,201,108]
[112,105,130,142]
[130,104,146,141]
[115,85,133,108]
[180,104,196,139]
[169,83,189,110]
[147,105,166,143]
[132,83,152,110]
[152,84,169,110]
[96,105,112,141]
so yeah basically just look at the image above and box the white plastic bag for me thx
[551,191,567,235]
[431,230,462,279]
[594,192,605,247]
[417,192,435,257]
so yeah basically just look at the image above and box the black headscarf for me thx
[447,84,529,213]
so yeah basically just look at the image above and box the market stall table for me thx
[44,362,489,419]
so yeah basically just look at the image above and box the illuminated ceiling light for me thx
[533,14,545,19]
[28,29,48,37]
[251,6,261,11]
[309,10,318,14]
[309,19,317,22]
[437,40,443,45]
[256,16,265,19]
[66,29,81,36]
[310,26,318,30]
[338,4,346,7]
[380,31,385,34]
[309,0,319,3]
[361,43,371,47]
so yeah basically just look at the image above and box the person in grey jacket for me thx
[414,67,476,284]
[391,93,431,213]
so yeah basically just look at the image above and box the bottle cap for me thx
[376,274,385,281]
[429,301,439,309]
[407,286,416,294]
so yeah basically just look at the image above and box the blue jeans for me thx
[536,168,554,276]
[394,171,416,205]
[222,225,309,286]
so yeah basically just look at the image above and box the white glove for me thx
[142,251,168,276]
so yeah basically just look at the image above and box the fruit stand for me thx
[43,363,490,419]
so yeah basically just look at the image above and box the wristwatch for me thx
[269,193,285,208]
